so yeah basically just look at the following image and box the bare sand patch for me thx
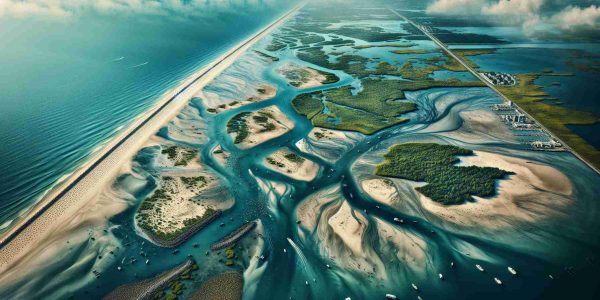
[360,178,399,206]
[264,148,319,181]
[296,128,364,163]
[276,62,336,89]
[421,150,573,228]
[447,110,517,143]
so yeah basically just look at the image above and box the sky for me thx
[425,0,600,39]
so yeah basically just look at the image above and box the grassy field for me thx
[376,143,513,205]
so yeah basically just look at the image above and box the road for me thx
[0,3,304,268]
[389,8,600,175]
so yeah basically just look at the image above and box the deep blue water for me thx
[0,3,295,230]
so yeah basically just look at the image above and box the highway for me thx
[0,2,304,267]
[389,8,600,175]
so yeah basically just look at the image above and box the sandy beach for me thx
[276,62,336,89]
[0,4,302,286]
[360,178,399,206]
[421,150,573,228]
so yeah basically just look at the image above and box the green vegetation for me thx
[254,50,279,62]
[181,176,207,190]
[376,143,513,205]
[161,146,197,166]
[284,153,306,163]
[226,112,250,144]
[390,49,433,55]
[266,157,285,168]
[354,43,417,49]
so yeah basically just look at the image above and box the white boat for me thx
[326,264,331,269]
[145,259,150,265]
[385,294,397,299]
[549,274,554,280]
[450,262,454,268]
[411,283,418,291]
[305,281,309,286]
[117,266,122,271]
[418,296,423,300]
[439,273,444,280]
[508,266,517,275]
[393,217,404,224]
[494,277,502,285]
[476,264,484,272]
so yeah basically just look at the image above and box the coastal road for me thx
[0,2,304,270]
[389,8,600,175]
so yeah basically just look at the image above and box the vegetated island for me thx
[103,259,197,300]
[276,62,339,88]
[227,105,294,148]
[264,148,319,181]
[375,143,513,205]
[135,179,222,248]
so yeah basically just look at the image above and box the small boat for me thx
[549,274,554,280]
[349,193,354,198]
[305,281,309,286]
[326,264,331,269]
[117,266,122,271]
[259,255,265,260]
[508,266,517,275]
[412,283,418,291]
[393,217,404,224]
[450,262,454,268]
[284,248,287,253]
[385,294,397,299]
[439,273,444,280]
[494,277,502,285]
[476,264,484,272]
[418,296,423,300]
[145,259,150,265]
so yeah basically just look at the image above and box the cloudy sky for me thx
[426,0,600,38]
[0,0,287,18]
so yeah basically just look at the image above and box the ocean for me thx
[0,2,293,231]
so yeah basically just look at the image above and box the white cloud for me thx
[0,0,284,19]
[552,5,600,30]
[482,0,544,17]
[426,0,486,15]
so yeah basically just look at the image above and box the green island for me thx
[376,143,513,205]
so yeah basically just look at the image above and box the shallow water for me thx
[2,4,600,300]
[0,3,293,231]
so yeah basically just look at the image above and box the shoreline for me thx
[388,8,600,175]
[0,3,303,270]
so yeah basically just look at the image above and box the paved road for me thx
[389,8,600,175]
[0,3,303,257]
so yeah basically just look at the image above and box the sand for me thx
[263,148,319,181]
[375,219,428,274]
[276,62,331,89]
[328,201,368,255]
[360,178,399,206]
[443,110,518,144]
[296,128,364,163]
[0,5,302,288]
[212,145,230,166]
[205,84,277,114]
[231,106,294,149]
[421,150,573,228]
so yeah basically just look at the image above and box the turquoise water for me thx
[0,4,294,230]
